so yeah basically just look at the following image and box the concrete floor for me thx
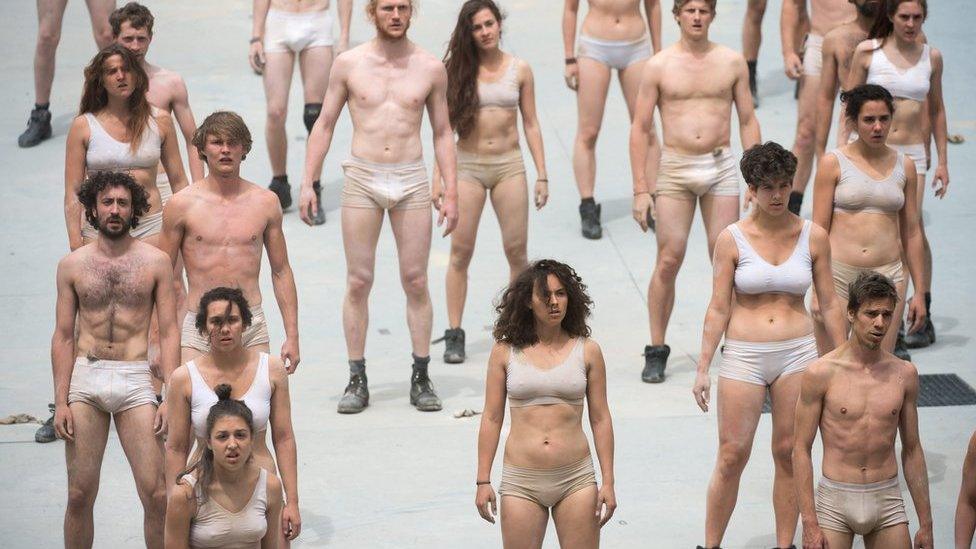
[0,0,974,547]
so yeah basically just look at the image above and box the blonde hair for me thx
[191,111,252,161]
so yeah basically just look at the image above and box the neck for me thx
[534,323,564,345]
[207,171,244,195]
[894,33,918,51]
[752,208,793,230]
[856,13,874,31]
[210,345,251,371]
[853,138,888,159]
[679,34,710,53]
[105,96,130,118]
[480,47,503,65]
[846,336,885,364]
[95,233,133,256]
[374,34,410,56]
[213,461,249,486]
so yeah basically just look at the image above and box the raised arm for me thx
[585,340,616,526]
[264,201,300,372]
[780,0,804,79]
[629,59,661,232]
[157,112,189,194]
[956,431,976,549]
[51,257,78,441]
[268,357,300,541]
[337,0,353,52]
[815,37,842,158]
[811,152,839,232]
[809,224,847,349]
[517,61,549,209]
[475,343,509,524]
[562,0,580,90]
[898,159,927,334]
[899,364,933,548]
[168,76,204,182]
[643,0,661,53]
[733,56,761,149]
[794,360,830,548]
[163,368,193,491]
[693,230,736,412]
[64,117,89,250]
[299,55,349,224]
[427,61,459,236]
[927,48,948,198]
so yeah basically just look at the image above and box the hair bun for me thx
[213,384,233,401]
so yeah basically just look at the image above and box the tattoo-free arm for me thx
[956,432,976,549]
[780,0,803,61]
[733,57,761,148]
[163,369,192,490]
[809,225,847,349]
[629,60,661,194]
[811,153,839,232]
[562,0,580,59]
[643,0,661,53]
[927,50,949,188]
[264,203,300,361]
[163,481,195,549]
[585,341,615,487]
[899,365,933,531]
[168,77,204,182]
[898,160,927,295]
[157,112,189,197]
[477,344,509,483]
[428,63,458,201]
[252,0,270,40]
[51,258,77,407]
[154,254,180,383]
[698,231,736,372]
[815,38,842,158]
[794,361,829,531]
[337,0,352,49]
[269,359,299,507]
[518,62,548,181]
[65,117,89,250]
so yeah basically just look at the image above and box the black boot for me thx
[788,191,804,215]
[642,344,670,383]
[18,106,53,148]
[579,199,603,240]
[439,328,466,364]
[337,372,369,414]
[311,180,326,225]
[893,327,911,361]
[269,175,292,210]
[410,362,442,411]
[905,317,935,349]
[747,60,759,108]
[34,403,56,443]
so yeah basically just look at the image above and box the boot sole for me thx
[18,128,52,148]
[337,398,369,414]
[410,396,442,411]
[443,355,465,364]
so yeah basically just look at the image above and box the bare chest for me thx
[76,255,154,311]
[824,374,904,429]
[183,204,266,255]
[660,60,734,103]
[348,65,429,114]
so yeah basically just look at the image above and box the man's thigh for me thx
[822,527,855,549]
[864,523,911,549]
[113,404,164,496]
[699,193,740,256]
[340,206,385,274]
[37,0,68,32]
[388,206,433,277]
[654,195,697,254]
[65,402,111,494]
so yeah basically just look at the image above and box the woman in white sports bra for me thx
[65,45,188,251]
[812,84,927,356]
[432,0,550,365]
[166,288,301,543]
[692,142,847,549]
[476,260,615,548]
[849,0,947,348]
[166,386,283,549]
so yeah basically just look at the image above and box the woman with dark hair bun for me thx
[433,0,550,365]
[475,259,615,548]
[164,385,283,548]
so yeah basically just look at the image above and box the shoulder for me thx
[489,341,513,363]
[170,364,192,391]
[69,115,91,135]
[582,338,603,360]
[142,242,173,267]
[819,150,841,170]
[928,46,943,67]
[514,56,532,79]
[853,39,876,55]
[807,220,830,245]
[152,108,174,127]
[59,249,84,270]
[896,356,919,379]
[715,44,745,65]
[805,355,838,383]
[413,44,443,68]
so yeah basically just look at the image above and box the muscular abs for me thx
[75,253,155,360]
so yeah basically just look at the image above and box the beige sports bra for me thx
[478,56,520,110]
[506,338,587,408]
[186,468,268,549]
[831,149,906,214]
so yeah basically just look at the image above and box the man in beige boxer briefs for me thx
[161,112,300,370]
[629,0,760,383]
[298,0,459,414]
[794,272,933,549]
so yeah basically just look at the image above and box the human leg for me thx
[298,45,334,223]
[115,404,166,549]
[84,0,116,48]
[500,495,550,549]
[864,524,911,549]
[263,51,296,208]
[33,0,67,106]
[769,371,804,547]
[700,194,740,259]
[340,207,384,360]
[703,377,766,546]
[572,59,612,201]
[647,196,696,346]
[490,173,530,280]
[389,206,434,358]
[64,402,110,549]
[446,179,487,330]
[742,0,767,104]
[552,484,600,549]
[790,72,821,210]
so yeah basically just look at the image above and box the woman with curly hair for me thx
[692,142,847,548]
[475,259,615,548]
[433,0,550,364]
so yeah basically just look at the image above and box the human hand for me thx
[281,338,300,373]
[54,403,74,441]
[438,193,459,237]
[692,371,711,412]
[931,165,949,199]
[337,35,350,54]
[906,294,927,335]
[475,484,497,524]
[431,178,444,212]
[154,401,168,436]
[249,41,266,75]
[802,522,829,548]
[912,524,933,548]
[299,184,317,226]
[632,192,653,232]
[596,484,617,526]
[784,51,803,80]
[282,501,302,540]
[534,179,549,209]
[564,63,579,91]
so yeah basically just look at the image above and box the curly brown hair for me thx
[493,259,593,348]
[77,171,150,231]
[444,0,505,139]
[739,141,797,189]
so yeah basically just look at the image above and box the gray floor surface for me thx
[0,0,974,547]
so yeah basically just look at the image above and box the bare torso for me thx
[581,0,647,41]
[825,22,870,92]
[809,0,855,36]
[457,54,521,156]
[145,63,184,179]
[270,0,329,12]
[654,43,740,154]
[819,352,909,483]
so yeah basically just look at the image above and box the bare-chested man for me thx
[52,171,178,548]
[161,111,300,372]
[781,0,856,214]
[794,272,933,549]
[298,0,459,414]
[250,0,352,221]
[814,0,879,159]
[630,0,760,383]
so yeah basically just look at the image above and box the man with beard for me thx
[794,272,933,549]
[52,171,179,548]
[298,0,459,414]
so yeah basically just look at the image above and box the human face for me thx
[855,100,892,146]
[101,55,134,100]
[205,300,245,352]
[203,134,245,175]
[852,0,880,18]
[891,1,925,43]
[531,274,569,329]
[750,178,792,216]
[676,1,714,38]
[471,8,500,52]
[208,415,253,470]
[116,22,152,59]
[94,185,134,239]
[849,297,896,350]
[373,0,412,40]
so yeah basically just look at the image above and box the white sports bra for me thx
[84,112,161,171]
[187,354,273,439]
[831,149,906,214]
[478,56,520,110]
[506,338,587,408]
[728,220,813,296]
[866,41,931,102]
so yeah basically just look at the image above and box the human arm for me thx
[815,38,842,158]
[847,43,871,91]
[955,431,976,549]
[51,257,77,440]
[809,224,847,349]
[518,61,549,209]
[733,56,761,149]
[780,0,804,79]
[163,368,193,491]
[811,153,839,233]
[299,56,349,224]
[249,0,270,74]
[160,197,186,269]
[157,112,190,196]
[427,62,459,236]
[262,473,283,549]
[64,117,89,250]
[927,49,948,198]
[168,77,205,182]
[265,203,300,372]
[153,252,180,435]
[562,0,580,90]
[793,360,831,548]
[643,0,661,53]
[694,231,736,412]
[268,357,300,540]
[163,480,196,549]
[475,343,509,524]
[898,159,927,334]
[585,340,616,526]
[336,0,352,52]
[898,365,933,548]
[629,59,661,232]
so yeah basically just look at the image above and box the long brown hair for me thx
[444,0,504,139]
[79,44,152,153]
[869,0,927,41]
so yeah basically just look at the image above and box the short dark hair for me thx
[740,142,798,189]
[493,259,592,348]
[847,271,899,314]
[192,111,253,161]
[110,2,154,37]
[841,84,895,122]
[77,171,150,230]
[196,287,253,335]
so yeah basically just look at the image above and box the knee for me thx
[716,441,752,479]
[746,0,767,20]
[346,271,374,300]
[772,440,795,474]
[36,28,62,52]
[95,28,114,49]
[266,104,288,126]
[401,269,429,298]
[66,485,97,513]
[449,244,474,272]
[655,249,685,281]
[577,125,600,150]
[503,240,527,269]
[794,121,816,150]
